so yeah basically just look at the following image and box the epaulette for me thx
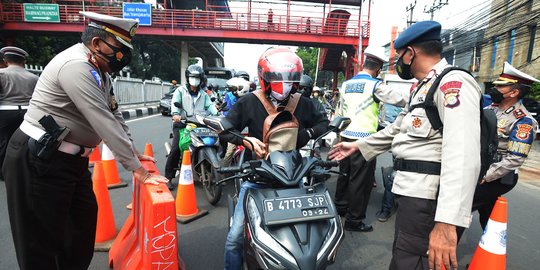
[513,109,525,119]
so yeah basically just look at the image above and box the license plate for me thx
[262,194,334,226]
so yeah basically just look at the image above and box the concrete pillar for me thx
[180,41,189,85]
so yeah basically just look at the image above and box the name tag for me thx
[345,82,365,93]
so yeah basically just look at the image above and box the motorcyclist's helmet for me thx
[257,47,303,101]
[185,65,205,88]
[227,78,250,97]
[298,74,314,98]
[235,70,250,81]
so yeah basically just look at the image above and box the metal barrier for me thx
[113,78,173,106]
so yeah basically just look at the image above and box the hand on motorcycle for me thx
[327,141,359,161]
[172,114,182,122]
[243,136,267,158]
[133,166,169,185]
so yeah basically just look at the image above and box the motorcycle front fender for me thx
[196,147,221,169]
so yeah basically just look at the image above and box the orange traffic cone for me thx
[102,144,128,189]
[88,144,101,167]
[92,161,117,251]
[144,143,154,158]
[175,150,208,223]
[468,196,508,270]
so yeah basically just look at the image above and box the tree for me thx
[295,46,318,79]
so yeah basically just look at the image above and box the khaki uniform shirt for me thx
[25,43,141,171]
[357,59,482,227]
[0,65,39,105]
[484,101,538,182]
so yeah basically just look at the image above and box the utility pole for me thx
[406,0,416,27]
[424,0,449,20]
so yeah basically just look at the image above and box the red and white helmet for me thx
[257,47,303,101]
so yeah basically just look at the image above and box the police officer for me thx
[329,21,482,270]
[2,12,167,270]
[334,46,405,232]
[0,46,39,182]
[164,64,218,190]
[474,62,539,229]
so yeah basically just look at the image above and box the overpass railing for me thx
[113,77,172,106]
[0,2,368,38]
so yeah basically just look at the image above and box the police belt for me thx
[0,105,29,110]
[20,120,94,157]
[393,159,441,175]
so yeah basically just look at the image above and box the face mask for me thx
[488,87,505,104]
[188,77,201,87]
[395,48,415,80]
[313,92,319,98]
[270,82,294,101]
[98,39,132,72]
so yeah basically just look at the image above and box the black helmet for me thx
[298,75,314,98]
[235,70,250,81]
[185,65,205,80]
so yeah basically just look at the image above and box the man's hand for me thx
[428,222,458,270]
[243,137,267,158]
[172,115,182,122]
[327,141,359,161]
[137,154,156,163]
[480,178,487,184]
[133,167,169,185]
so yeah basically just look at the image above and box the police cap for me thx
[493,61,540,86]
[0,46,29,59]
[80,11,138,49]
[394,21,441,50]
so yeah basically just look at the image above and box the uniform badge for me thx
[513,109,525,119]
[440,81,462,108]
[90,70,102,88]
[412,117,422,128]
[504,106,515,114]
[129,24,138,37]
[516,124,532,140]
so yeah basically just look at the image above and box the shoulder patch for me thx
[513,109,525,119]
[89,70,102,88]
[440,81,462,108]
[508,117,534,156]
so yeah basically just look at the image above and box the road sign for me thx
[123,3,152,26]
[23,3,60,23]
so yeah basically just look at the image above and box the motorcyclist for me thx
[164,64,219,190]
[235,70,250,81]
[220,47,329,270]
[298,74,327,117]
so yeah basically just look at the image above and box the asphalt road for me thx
[1,114,539,270]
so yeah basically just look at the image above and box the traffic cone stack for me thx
[144,143,154,158]
[102,144,128,189]
[468,196,508,270]
[88,144,101,167]
[92,161,117,251]
[175,150,208,223]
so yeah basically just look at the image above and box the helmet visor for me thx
[262,71,302,82]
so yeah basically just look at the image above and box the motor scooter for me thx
[203,116,351,269]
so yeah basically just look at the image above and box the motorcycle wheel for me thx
[201,162,222,205]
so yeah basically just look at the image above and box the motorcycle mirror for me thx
[203,116,233,134]
[329,117,351,132]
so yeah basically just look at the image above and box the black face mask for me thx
[395,48,415,80]
[488,87,505,104]
[98,39,132,72]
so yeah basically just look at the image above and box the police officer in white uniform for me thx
[0,46,39,182]
[2,12,167,270]
[329,21,482,270]
[334,46,406,232]
[473,62,539,229]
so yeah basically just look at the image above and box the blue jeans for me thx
[381,166,395,212]
[224,181,264,270]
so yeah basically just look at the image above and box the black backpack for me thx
[409,67,498,181]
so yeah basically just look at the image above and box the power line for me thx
[424,0,449,20]
[406,0,417,27]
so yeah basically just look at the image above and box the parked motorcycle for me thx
[203,116,351,270]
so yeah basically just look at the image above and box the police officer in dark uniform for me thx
[0,46,39,181]
[2,12,167,270]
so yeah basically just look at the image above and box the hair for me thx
[81,27,113,45]
[411,40,443,56]
[3,54,25,65]
[363,58,382,71]
[515,83,530,99]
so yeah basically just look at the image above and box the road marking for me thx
[126,114,160,123]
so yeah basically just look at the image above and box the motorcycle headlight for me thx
[246,196,297,268]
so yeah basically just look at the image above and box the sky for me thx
[223,0,490,80]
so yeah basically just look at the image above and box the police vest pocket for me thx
[406,111,432,138]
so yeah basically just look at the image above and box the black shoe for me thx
[344,221,373,232]
[376,210,392,222]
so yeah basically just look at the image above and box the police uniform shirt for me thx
[25,43,141,171]
[356,58,482,227]
[484,101,538,182]
[0,65,39,106]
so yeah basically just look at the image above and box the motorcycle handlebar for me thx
[315,160,339,168]
[217,166,243,174]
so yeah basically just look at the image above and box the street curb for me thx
[119,106,160,120]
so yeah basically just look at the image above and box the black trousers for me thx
[2,129,98,270]
[164,121,186,180]
[0,109,26,179]
[472,173,518,230]
[334,138,376,223]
